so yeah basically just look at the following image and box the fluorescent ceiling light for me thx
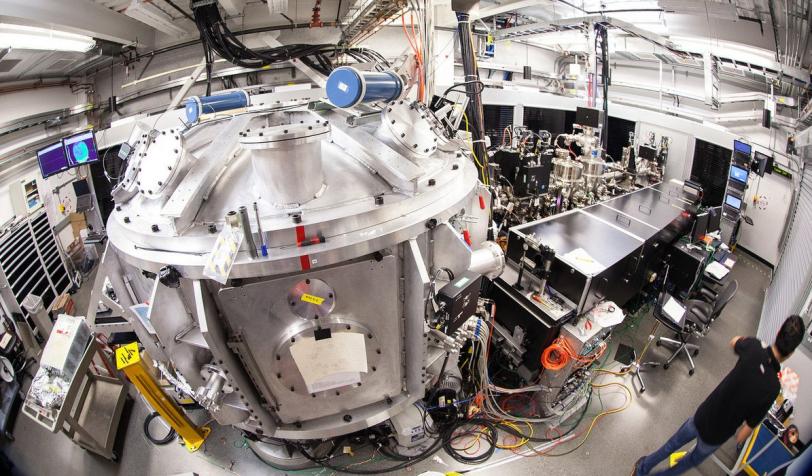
[0,23,95,52]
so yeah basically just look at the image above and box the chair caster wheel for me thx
[689,369,695,376]
[692,349,699,357]
[663,363,670,370]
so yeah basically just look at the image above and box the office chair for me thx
[653,294,701,376]
[656,280,738,375]
[687,280,738,331]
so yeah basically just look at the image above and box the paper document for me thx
[588,301,625,328]
[663,297,686,325]
[705,261,730,280]
[561,248,605,275]
[289,332,368,394]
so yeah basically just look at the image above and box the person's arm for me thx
[736,423,754,445]
[730,336,743,350]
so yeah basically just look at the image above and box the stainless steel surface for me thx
[286,278,336,320]
[238,206,258,259]
[242,120,329,206]
[91,98,498,443]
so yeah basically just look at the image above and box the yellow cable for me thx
[462,111,488,185]
[496,420,532,449]
[548,381,632,456]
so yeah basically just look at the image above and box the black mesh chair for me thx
[653,294,700,376]
[656,280,738,375]
[686,279,738,332]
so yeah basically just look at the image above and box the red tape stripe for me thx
[296,225,311,270]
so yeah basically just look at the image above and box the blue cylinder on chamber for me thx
[326,67,403,108]
[184,90,250,123]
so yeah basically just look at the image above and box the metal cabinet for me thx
[0,210,73,340]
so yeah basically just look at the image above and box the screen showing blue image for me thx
[729,164,748,183]
[63,130,99,167]
[37,142,70,178]
[725,194,742,210]
[734,140,752,156]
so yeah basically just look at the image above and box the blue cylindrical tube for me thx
[326,67,403,108]
[184,90,250,123]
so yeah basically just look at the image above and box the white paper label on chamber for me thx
[337,81,349,92]
[289,332,368,394]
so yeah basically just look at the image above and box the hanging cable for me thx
[190,2,389,76]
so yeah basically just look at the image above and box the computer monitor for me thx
[692,212,709,242]
[72,179,93,212]
[725,194,743,210]
[729,164,749,184]
[753,151,770,177]
[37,142,70,178]
[575,106,601,128]
[707,206,722,232]
[638,145,657,161]
[734,140,752,156]
[63,130,100,168]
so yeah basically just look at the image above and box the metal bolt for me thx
[343,415,352,422]
[452,164,459,170]
[208,224,217,233]
[428,179,436,186]
[123,216,130,224]
[151,224,160,232]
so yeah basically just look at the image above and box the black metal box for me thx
[438,271,482,333]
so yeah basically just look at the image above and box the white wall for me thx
[0,85,90,247]
[0,86,79,120]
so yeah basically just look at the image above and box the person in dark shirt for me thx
[634,315,806,476]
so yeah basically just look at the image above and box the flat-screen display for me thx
[725,194,742,210]
[708,206,722,232]
[692,212,709,242]
[754,151,770,177]
[638,145,657,160]
[729,164,748,183]
[63,130,100,167]
[734,140,752,156]
[37,142,70,178]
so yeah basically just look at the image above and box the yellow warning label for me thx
[301,293,325,305]
[116,342,141,369]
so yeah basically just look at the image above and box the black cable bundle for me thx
[454,11,488,170]
[190,1,389,76]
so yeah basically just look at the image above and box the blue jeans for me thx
[637,417,720,476]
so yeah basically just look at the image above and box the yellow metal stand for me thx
[116,343,210,452]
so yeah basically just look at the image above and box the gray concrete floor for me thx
[0,252,771,476]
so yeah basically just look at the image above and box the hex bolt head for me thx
[343,415,352,422]
[123,216,130,224]
[208,224,217,234]
[151,224,160,232]
[428,179,436,186]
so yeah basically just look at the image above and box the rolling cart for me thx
[22,338,127,460]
